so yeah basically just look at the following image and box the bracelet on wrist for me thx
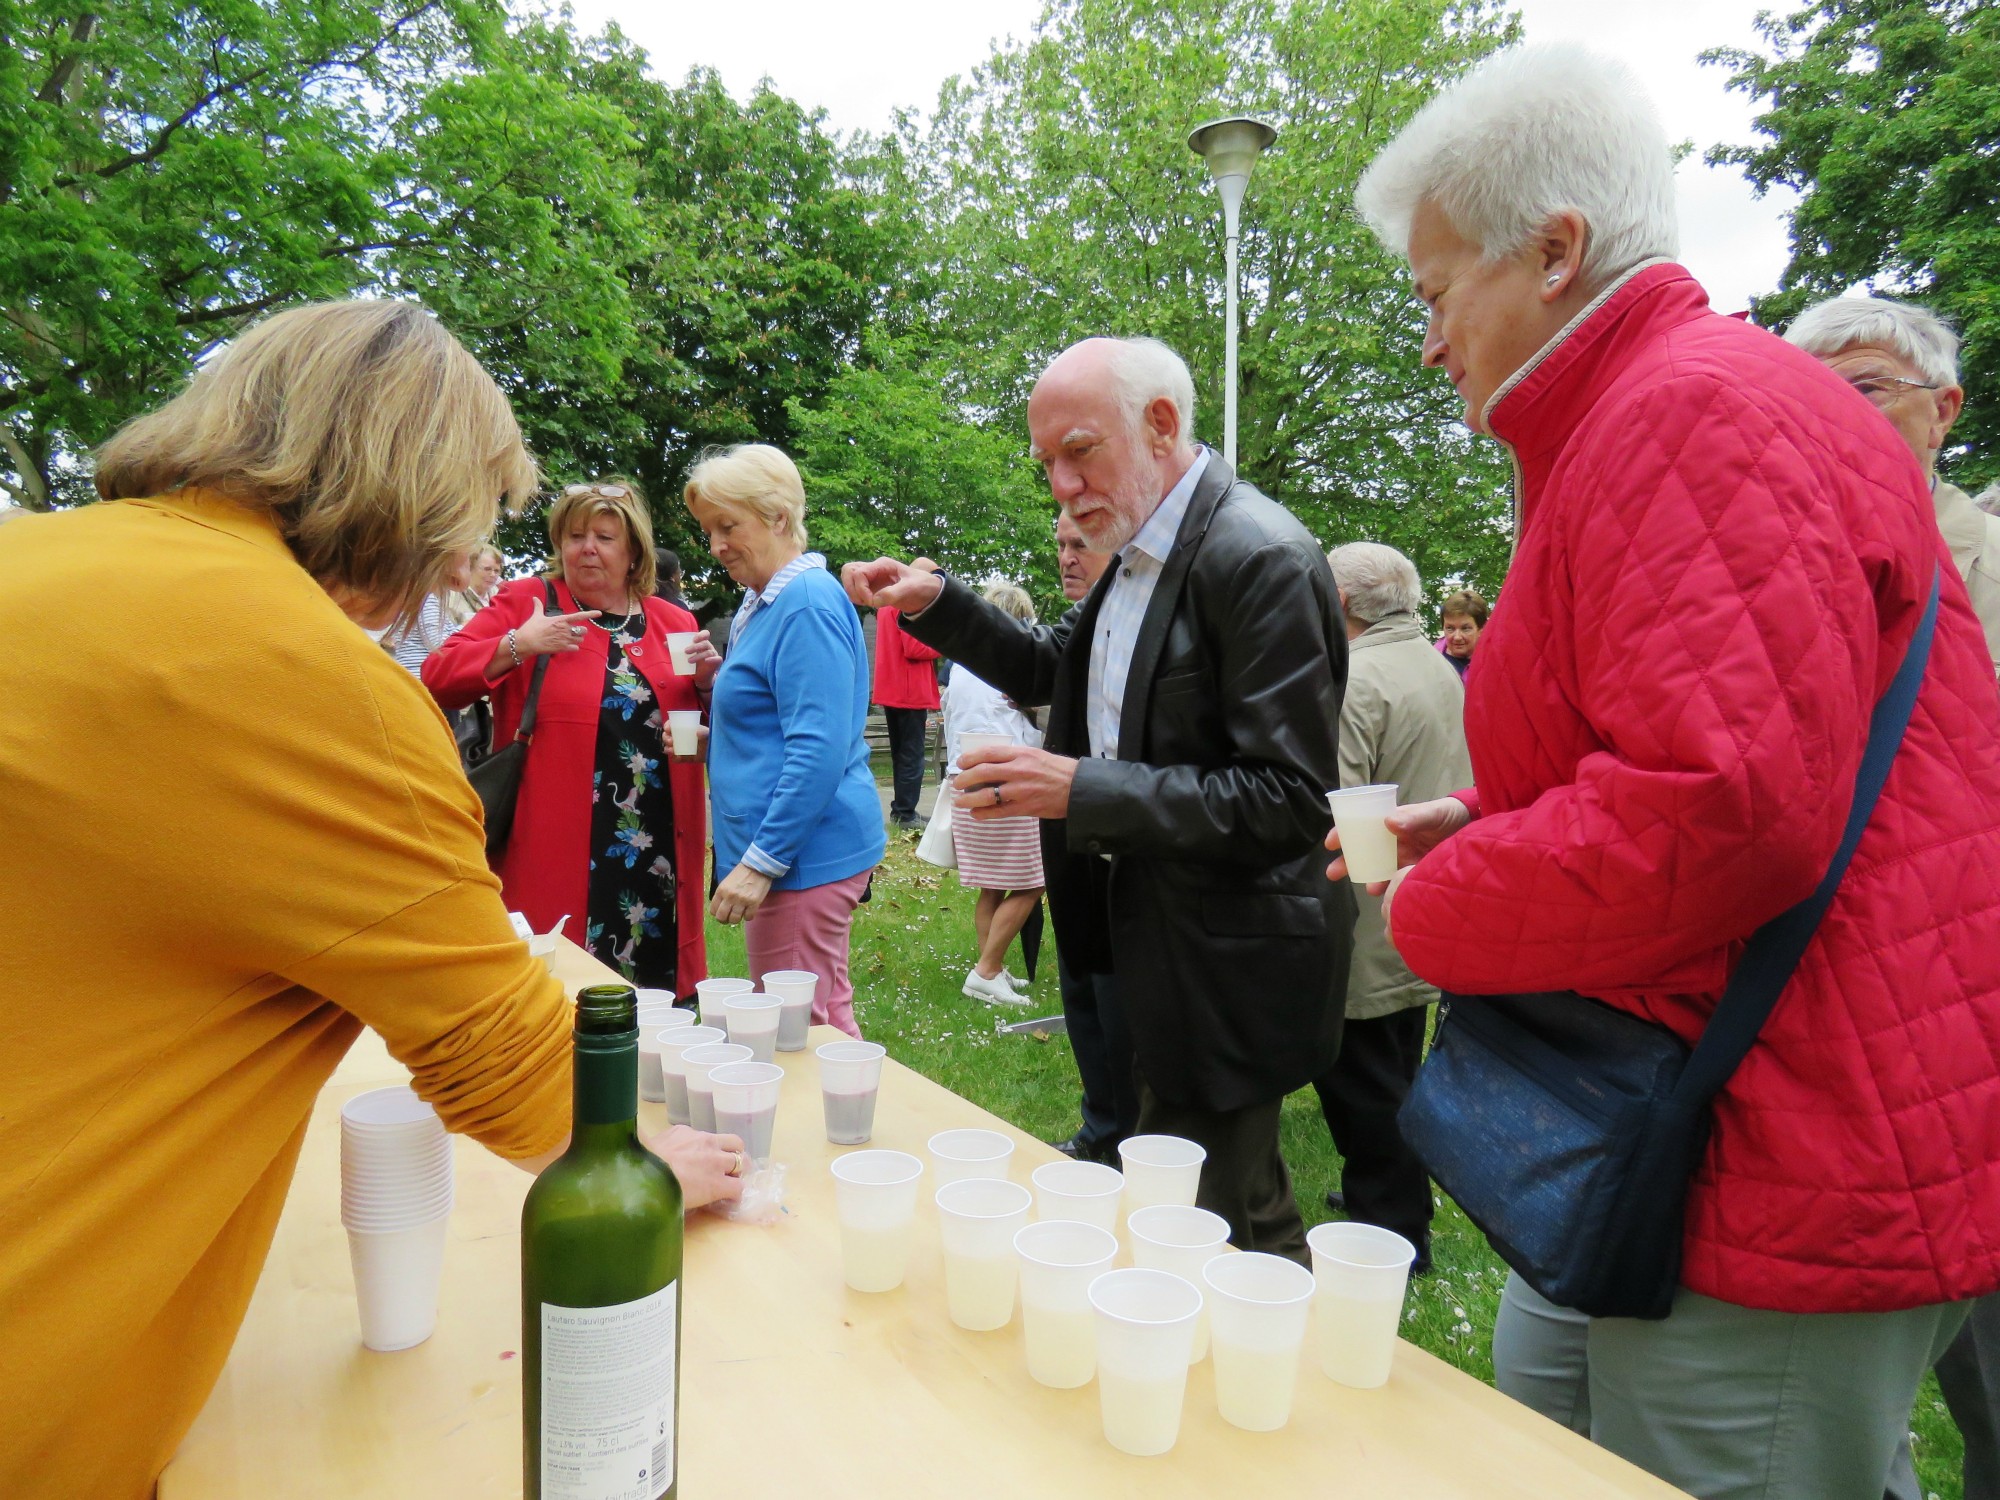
[505,629,523,669]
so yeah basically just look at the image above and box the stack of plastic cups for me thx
[1203,1252,1317,1431]
[927,1128,1015,1186]
[721,992,782,1063]
[635,1004,695,1104]
[761,969,819,1051]
[694,977,754,1031]
[680,1041,752,1132]
[340,1086,454,1352]
[657,1025,727,1126]
[708,1061,784,1162]
[1088,1268,1202,1456]
[1127,1204,1232,1360]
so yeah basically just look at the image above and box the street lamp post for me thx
[1187,115,1277,467]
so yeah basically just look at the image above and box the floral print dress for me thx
[585,623,678,989]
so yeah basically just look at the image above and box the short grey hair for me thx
[1783,295,1960,387]
[980,579,1037,624]
[1105,337,1196,445]
[1327,542,1423,623]
[1354,43,1679,288]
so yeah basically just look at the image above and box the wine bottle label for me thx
[539,1281,678,1500]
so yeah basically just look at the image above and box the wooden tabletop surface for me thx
[161,939,1686,1499]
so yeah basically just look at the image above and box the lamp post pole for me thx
[1187,116,1277,468]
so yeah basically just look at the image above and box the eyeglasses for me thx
[1843,374,1939,408]
[560,482,631,499]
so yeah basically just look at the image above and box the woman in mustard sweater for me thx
[0,300,743,1500]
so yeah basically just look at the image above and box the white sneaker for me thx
[963,968,1029,1007]
[1003,970,1031,993]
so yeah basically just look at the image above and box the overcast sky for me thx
[570,0,1799,313]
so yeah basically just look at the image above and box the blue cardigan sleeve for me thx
[743,599,866,876]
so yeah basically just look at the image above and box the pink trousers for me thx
[743,869,871,1038]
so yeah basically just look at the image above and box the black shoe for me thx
[1324,1189,1345,1213]
[1050,1132,1111,1164]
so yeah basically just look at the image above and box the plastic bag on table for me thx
[710,1161,788,1225]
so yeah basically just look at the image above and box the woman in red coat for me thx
[427,481,707,991]
[1342,43,2000,1500]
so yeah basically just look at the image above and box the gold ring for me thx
[729,1149,747,1177]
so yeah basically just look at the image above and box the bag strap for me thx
[1672,565,1942,1108]
[514,580,558,744]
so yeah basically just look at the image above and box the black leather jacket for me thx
[905,455,1355,1111]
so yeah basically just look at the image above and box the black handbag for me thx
[465,581,557,858]
[1397,568,1940,1319]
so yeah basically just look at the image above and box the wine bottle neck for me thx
[572,1033,638,1130]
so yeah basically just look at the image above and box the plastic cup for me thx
[679,1041,752,1134]
[956,731,1011,762]
[1013,1220,1118,1388]
[527,934,559,973]
[721,992,782,1063]
[666,708,701,754]
[347,1217,452,1352]
[1126,1204,1232,1361]
[1307,1221,1417,1388]
[1203,1252,1316,1430]
[665,632,698,675]
[636,1023,684,1104]
[1117,1134,1206,1214]
[1031,1159,1123,1232]
[695,977,754,1031]
[657,1025,727,1127]
[1088,1267,1202,1456]
[935,1179,1032,1331]
[708,1061,784,1162]
[1325,783,1401,885]
[928,1128,1015,1187]
[635,986,679,1011]
[817,1040,886,1144]
[762,970,819,1051]
[830,1150,925,1292]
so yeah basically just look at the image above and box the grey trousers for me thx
[1886,1290,2000,1500]
[1492,1270,1969,1500]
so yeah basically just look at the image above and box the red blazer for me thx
[871,606,940,709]
[425,577,708,987]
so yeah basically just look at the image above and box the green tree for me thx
[894,0,1519,605]
[1707,0,2000,489]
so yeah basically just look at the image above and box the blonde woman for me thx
[684,444,884,1037]
[0,300,744,1500]
[944,581,1046,1005]
[427,481,709,992]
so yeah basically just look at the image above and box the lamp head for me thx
[1187,115,1278,211]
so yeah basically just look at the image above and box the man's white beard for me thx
[1064,467,1157,555]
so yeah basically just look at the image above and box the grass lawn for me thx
[708,832,1964,1499]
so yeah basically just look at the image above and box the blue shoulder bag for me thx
[1396,569,1940,1320]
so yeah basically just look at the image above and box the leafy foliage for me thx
[1707,0,2000,489]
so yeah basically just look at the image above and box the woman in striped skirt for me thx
[945,582,1046,1007]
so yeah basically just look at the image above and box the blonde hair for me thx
[981,580,1037,624]
[682,443,809,548]
[546,479,658,599]
[94,300,537,627]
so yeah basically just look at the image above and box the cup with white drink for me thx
[1013,1219,1117,1388]
[761,969,818,1051]
[721,992,782,1063]
[928,1128,1014,1186]
[664,632,698,675]
[339,1086,454,1352]
[694,976,754,1030]
[935,1178,1032,1331]
[1117,1134,1205,1216]
[1307,1220,1418,1388]
[1127,1204,1232,1361]
[1087,1267,1203,1457]
[817,1040,886,1144]
[830,1150,925,1292]
[707,1061,783,1163]
[1030,1158,1122,1232]
[1204,1252,1317,1431]
[1326,783,1402,885]
[679,1040,751,1134]
[665,708,702,756]
[656,1025,727,1126]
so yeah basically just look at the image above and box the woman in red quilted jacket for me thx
[1344,43,2000,1500]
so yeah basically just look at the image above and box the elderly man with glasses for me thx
[1786,295,2000,673]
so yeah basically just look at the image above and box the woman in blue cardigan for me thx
[685,444,885,1036]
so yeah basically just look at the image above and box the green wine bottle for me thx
[523,984,684,1500]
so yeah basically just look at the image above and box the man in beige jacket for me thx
[1313,542,1473,1275]
[1789,294,2000,1500]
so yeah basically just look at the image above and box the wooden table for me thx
[163,939,1686,1499]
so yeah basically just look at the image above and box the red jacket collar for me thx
[1485,262,1713,534]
